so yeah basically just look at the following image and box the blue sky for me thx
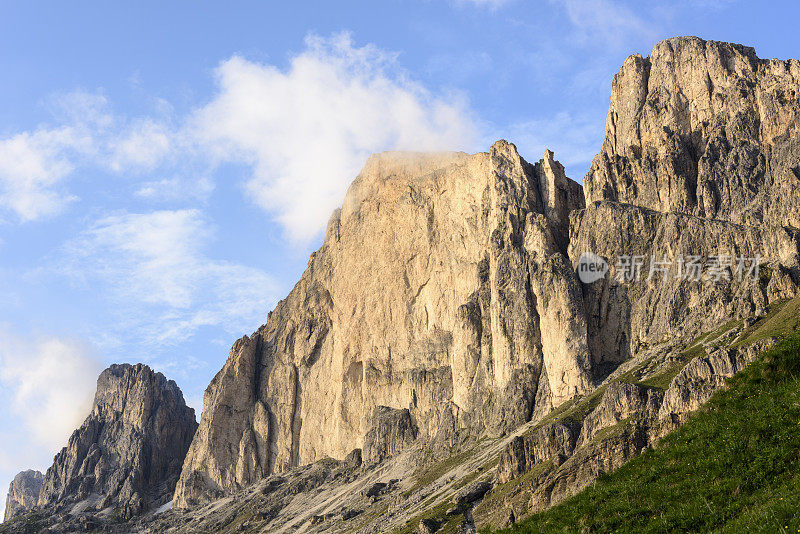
[0,0,798,517]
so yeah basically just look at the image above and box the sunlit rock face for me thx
[3,470,43,522]
[584,36,800,229]
[175,35,800,513]
[174,141,594,507]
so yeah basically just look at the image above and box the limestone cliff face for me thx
[569,201,800,367]
[174,35,800,515]
[585,36,800,228]
[572,37,800,369]
[3,471,42,523]
[39,364,197,518]
[174,142,592,506]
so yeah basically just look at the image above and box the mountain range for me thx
[2,35,799,533]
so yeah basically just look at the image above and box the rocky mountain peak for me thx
[38,363,197,519]
[174,139,592,507]
[587,35,800,227]
[3,35,799,534]
[3,470,42,523]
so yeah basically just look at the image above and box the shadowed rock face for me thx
[363,406,418,465]
[569,201,800,369]
[174,142,593,507]
[39,364,197,519]
[571,37,800,370]
[3,470,42,522]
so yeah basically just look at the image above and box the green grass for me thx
[736,297,800,347]
[636,344,703,391]
[499,331,800,534]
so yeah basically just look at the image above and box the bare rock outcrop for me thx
[584,36,800,229]
[174,142,593,507]
[39,364,197,519]
[569,201,800,372]
[577,382,662,448]
[482,36,800,527]
[497,423,578,484]
[3,471,42,522]
[491,331,782,521]
[658,339,774,426]
[363,407,418,465]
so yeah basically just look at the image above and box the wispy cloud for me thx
[134,175,214,203]
[60,209,278,345]
[550,0,656,48]
[0,331,102,451]
[108,118,173,173]
[0,91,186,224]
[0,127,85,222]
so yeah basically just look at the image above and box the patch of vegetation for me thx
[736,297,800,347]
[563,388,606,427]
[394,499,464,534]
[0,511,47,534]
[500,331,800,533]
[109,506,128,524]
[473,459,554,526]
[588,418,631,444]
[398,444,500,532]
[705,317,744,347]
[348,502,390,534]
[521,398,578,436]
[524,382,610,436]
[635,344,703,391]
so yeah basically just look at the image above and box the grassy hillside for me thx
[499,330,800,533]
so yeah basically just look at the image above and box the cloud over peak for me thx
[0,33,477,244]
[193,32,478,243]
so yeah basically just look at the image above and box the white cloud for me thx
[109,118,173,173]
[0,34,478,237]
[550,0,655,47]
[67,209,211,307]
[0,91,187,224]
[61,209,278,344]
[0,127,86,222]
[0,331,101,451]
[47,91,114,131]
[192,32,477,243]
[135,175,214,202]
